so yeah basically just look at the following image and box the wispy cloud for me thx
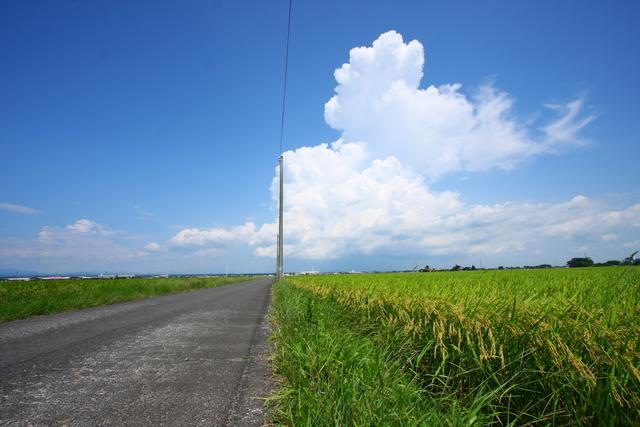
[0,203,38,214]
[0,218,151,271]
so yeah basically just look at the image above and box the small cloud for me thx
[38,219,120,247]
[66,219,111,235]
[623,240,640,248]
[39,226,55,242]
[601,233,617,241]
[144,242,162,251]
[170,223,260,246]
[0,203,38,214]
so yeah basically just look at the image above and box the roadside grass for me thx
[271,267,640,425]
[0,276,253,323]
[269,281,490,426]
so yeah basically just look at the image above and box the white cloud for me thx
[164,31,633,265]
[0,203,38,214]
[66,219,110,235]
[170,223,262,246]
[601,233,617,241]
[21,219,141,262]
[38,219,113,243]
[324,31,594,180]
[38,226,55,243]
[170,139,640,261]
[144,242,162,251]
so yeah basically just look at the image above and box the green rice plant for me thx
[278,267,640,425]
[269,281,491,426]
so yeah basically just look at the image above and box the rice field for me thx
[270,267,640,425]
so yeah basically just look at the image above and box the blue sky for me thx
[1,0,639,274]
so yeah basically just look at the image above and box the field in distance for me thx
[0,276,253,323]
[271,267,640,425]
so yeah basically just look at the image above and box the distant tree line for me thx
[416,251,639,272]
[567,256,639,268]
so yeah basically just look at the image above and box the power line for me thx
[276,0,292,282]
[278,0,293,155]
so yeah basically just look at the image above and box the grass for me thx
[270,267,640,425]
[269,280,487,426]
[0,276,253,323]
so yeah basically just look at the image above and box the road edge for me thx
[225,279,274,426]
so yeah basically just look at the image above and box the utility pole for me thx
[276,0,291,282]
[276,155,284,281]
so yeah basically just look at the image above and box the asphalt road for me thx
[0,278,273,426]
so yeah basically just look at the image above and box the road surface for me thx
[0,278,272,426]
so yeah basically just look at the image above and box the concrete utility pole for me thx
[276,155,284,281]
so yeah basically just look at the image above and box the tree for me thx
[567,257,594,268]
[451,265,461,271]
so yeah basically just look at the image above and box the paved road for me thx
[0,278,273,426]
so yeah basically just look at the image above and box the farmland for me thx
[270,267,640,425]
[0,276,252,323]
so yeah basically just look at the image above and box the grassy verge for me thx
[0,276,254,322]
[269,281,488,426]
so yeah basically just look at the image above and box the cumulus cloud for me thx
[325,31,594,180]
[166,31,636,264]
[66,219,111,235]
[0,203,38,214]
[171,139,640,261]
[170,223,258,246]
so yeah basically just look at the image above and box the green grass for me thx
[0,276,253,322]
[270,267,640,425]
[269,281,488,426]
